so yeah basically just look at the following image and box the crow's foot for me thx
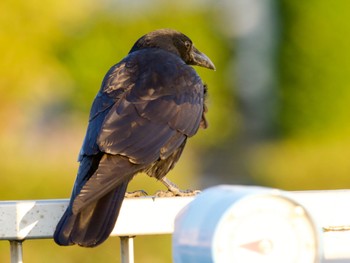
[156,176,201,197]
[125,190,148,198]
[155,189,200,197]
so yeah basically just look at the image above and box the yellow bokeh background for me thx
[1,0,350,262]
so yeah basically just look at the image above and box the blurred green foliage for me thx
[278,1,350,137]
[251,0,350,189]
[1,0,350,262]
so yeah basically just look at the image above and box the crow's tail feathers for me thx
[53,181,128,247]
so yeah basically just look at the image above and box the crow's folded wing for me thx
[96,50,205,164]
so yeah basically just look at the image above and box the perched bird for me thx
[54,29,215,247]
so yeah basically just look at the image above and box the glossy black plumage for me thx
[54,29,215,247]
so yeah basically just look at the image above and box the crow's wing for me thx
[78,59,137,159]
[96,49,205,163]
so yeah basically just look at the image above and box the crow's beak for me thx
[190,46,216,71]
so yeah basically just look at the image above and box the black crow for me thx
[54,29,215,247]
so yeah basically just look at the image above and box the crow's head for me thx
[129,29,215,70]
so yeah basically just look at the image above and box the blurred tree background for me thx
[1,0,350,262]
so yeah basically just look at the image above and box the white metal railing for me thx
[2,189,350,262]
[0,196,194,263]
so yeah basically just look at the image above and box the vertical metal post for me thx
[120,236,135,263]
[10,241,23,263]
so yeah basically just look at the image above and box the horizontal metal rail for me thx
[0,196,194,240]
[0,196,193,263]
[1,190,350,262]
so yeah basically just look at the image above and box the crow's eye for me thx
[184,41,191,49]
